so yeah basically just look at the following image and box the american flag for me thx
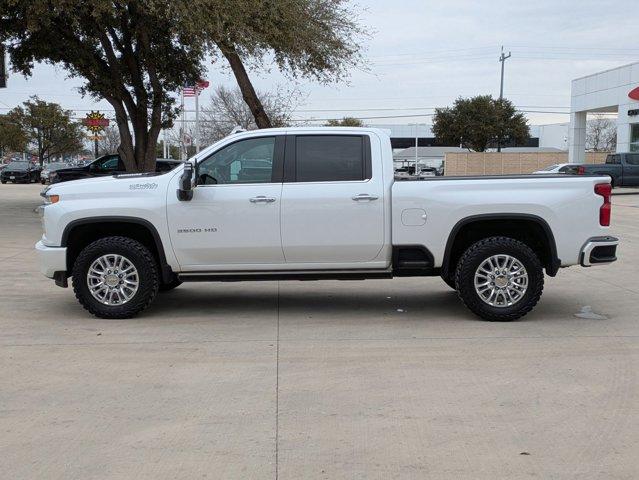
[183,80,210,97]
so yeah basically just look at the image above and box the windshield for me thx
[90,155,123,172]
[540,164,559,171]
[6,162,30,170]
[46,163,67,171]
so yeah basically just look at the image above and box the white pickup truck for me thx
[36,127,619,321]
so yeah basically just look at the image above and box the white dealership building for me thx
[569,61,639,163]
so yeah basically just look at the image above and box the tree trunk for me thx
[106,97,137,171]
[219,44,272,129]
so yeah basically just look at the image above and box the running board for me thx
[178,270,393,282]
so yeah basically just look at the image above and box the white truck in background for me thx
[36,127,619,321]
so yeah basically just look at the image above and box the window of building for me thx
[630,124,639,152]
[295,135,367,182]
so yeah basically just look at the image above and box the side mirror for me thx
[177,163,194,201]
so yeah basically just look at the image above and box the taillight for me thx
[595,183,611,226]
[577,166,586,175]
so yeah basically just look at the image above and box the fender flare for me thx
[61,216,173,282]
[440,213,561,279]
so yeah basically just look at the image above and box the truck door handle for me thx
[352,194,379,201]
[249,196,276,203]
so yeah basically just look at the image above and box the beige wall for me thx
[444,152,608,176]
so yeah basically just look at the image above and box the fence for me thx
[444,152,608,176]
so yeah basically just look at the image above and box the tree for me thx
[96,125,121,156]
[586,114,617,152]
[1,0,364,172]
[5,98,83,165]
[433,95,529,152]
[325,117,364,127]
[0,114,28,157]
[200,85,300,144]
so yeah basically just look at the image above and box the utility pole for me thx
[0,43,6,88]
[499,46,511,100]
[497,46,511,152]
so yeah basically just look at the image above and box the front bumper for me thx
[2,172,29,182]
[35,241,67,278]
[580,236,619,267]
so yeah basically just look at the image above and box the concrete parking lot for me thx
[0,183,638,479]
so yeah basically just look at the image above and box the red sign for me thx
[83,118,110,128]
[629,86,639,101]
[82,111,110,133]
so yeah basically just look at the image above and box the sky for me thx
[0,0,637,128]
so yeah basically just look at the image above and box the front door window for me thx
[197,137,276,185]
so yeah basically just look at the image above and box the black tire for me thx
[72,236,159,319]
[0,180,5,184]
[159,276,182,292]
[454,236,544,322]
[441,275,456,289]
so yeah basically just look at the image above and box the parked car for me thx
[49,154,182,184]
[40,162,69,184]
[533,163,579,174]
[570,153,639,187]
[36,128,618,321]
[1,161,42,184]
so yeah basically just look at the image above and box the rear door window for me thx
[293,135,370,182]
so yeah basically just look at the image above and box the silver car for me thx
[41,162,69,184]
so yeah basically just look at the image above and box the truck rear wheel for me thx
[72,236,159,319]
[454,236,544,321]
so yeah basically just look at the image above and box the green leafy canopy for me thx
[433,95,530,152]
[0,0,365,171]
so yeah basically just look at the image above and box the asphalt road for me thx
[0,183,638,479]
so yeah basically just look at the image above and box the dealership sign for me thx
[629,86,639,101]
[82,111,110,133]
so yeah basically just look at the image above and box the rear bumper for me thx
[580,236,619,267]
[35,241,67,278]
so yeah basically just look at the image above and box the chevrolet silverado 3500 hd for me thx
[36,128,619,321]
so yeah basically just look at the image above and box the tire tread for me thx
[72,236,159,319]
[454,236,544,322]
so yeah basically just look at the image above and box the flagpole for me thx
[180,87,185,161]
[195,87,200,154]
[163,128,168,158]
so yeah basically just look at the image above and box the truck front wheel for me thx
[454,237,544,321]
[72,236,159,319]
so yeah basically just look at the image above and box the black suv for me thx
[1,161,42,184]
[49,155,182,184]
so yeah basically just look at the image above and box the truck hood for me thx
[46,172,170,196]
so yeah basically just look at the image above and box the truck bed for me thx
[391,174,612,268]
